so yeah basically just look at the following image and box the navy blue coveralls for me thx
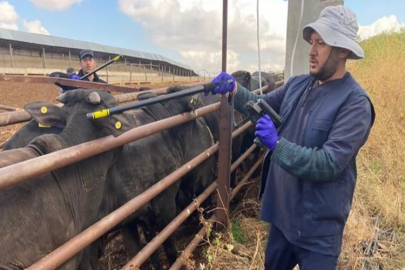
[234,72,375,270]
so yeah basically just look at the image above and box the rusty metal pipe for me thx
[0,104,18,111]
[230,156,263,201]
[24,116,253,270]
[216,0,232,228]
[0,103,220,190]
[0,109,31,126]
[169,215,217,270]
[230,137,256,172]
[122,181,218,269]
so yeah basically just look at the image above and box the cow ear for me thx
[187,94,203,112]
[24,102,66,128]
[91,114,132,138]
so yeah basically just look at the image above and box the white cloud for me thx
[0,1,19,30]
[0,22,18,30]
[0,1,50,34]
[23,20,50,35]
[119,0,288,73]
[119,1,405,73]
[358,15,405,40]
[30,0,82,11]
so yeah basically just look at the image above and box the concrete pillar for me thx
[9,43,13,68]
[42,48,46,68]
[68,50,71,67]
[284,0,344,80]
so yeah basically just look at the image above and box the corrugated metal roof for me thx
[0,28,195,72]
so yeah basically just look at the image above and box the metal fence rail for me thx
[0,82,282,269]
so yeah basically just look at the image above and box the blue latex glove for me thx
[210,72,236,95]
[69,74,81,80]
[255,115,279,150]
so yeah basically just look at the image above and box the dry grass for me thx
[196,199,270,270]
[340,30,405,270]
[196,31,405,270]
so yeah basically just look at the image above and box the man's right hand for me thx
[211,72,237,95]
[69,74,81,80]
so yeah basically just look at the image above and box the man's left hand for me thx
[255,115,279,150]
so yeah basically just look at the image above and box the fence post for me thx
[42,48,46,69]
[9,43,13,68]
[143,65,147,83]
[216,0,232,229]
[130,64,133,85]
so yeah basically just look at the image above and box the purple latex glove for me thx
[255,115,279,150]
[69,74,81,80]
[210,72,236,95]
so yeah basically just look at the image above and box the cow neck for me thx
[27,111,115,229]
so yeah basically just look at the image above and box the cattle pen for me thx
[0,1,285,269]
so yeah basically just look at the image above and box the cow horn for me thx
[88,92,101,104]
[55,93,67,103]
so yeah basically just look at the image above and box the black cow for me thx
[3,88,217,269]
[252,71,276,91]
[0,90,131,270]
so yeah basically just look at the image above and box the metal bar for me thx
[216,0,232,228]
[0,75,141,93]
[169,215,217,270]
[87,80,232,119]
[230,156,263,201]
[230,141,256,172]
[122,181,218,269]
[0,103,220,191]
[0,104,18,111]
[0,109,32,127]
[25,115,253,270]
[122,121,254,269]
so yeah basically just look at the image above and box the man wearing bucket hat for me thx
[209,5,375,269]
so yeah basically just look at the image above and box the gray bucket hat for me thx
[303,5,364,59]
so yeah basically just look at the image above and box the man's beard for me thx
[310,48,339,81]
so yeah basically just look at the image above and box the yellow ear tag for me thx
[190,98,195,105]
[115,121,122,130]
[38,123,51,128]
[41,106,48,114]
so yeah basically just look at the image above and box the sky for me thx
[0,0,404,74]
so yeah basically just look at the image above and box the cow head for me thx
[165,85,205,112]
[231,70,251,89]
[24,89,132,138]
